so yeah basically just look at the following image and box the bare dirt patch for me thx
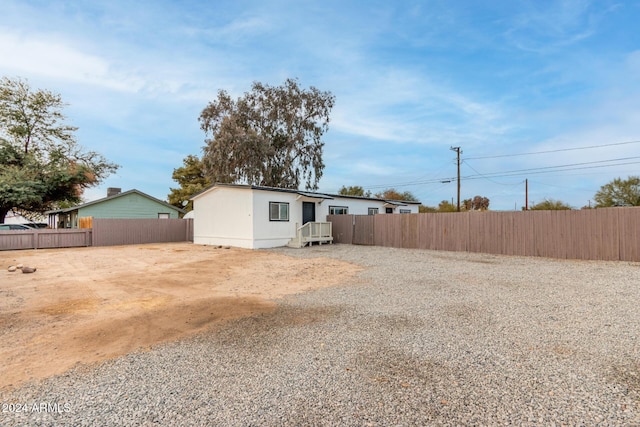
[0,243,361,390]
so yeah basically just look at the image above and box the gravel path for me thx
[2,244,640,426]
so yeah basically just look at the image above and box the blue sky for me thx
[1,0,639,210]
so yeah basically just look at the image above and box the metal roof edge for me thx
[190,183,422,205]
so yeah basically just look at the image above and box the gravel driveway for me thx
[2,244,640,426]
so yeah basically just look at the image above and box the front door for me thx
[302,202,316,224]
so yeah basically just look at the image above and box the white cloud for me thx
[330,67,507,147]
[350,161,399,177]
[211,16,273,40]
[503,0,620,53]
[0,29,148,92]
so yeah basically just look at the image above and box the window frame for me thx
[158,213,171,219]
[368,208,379,215]
[329,206,349,215]
[269,201,290,221]
[399,209,411,214]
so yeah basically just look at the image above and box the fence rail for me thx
[328,207,640,262]
[0,218,193,250]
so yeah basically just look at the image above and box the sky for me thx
[1,0,639,210]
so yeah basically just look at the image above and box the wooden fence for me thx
[328,207,640,262]
[0,219,193,250]
[0,229,92,251]
[92,218,193,246]
[79,217,93,229]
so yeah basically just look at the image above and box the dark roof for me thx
[46,189,186,215]
[296,191,334,200]
[192,183,421,205]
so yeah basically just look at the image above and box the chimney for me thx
[107,187,122,197]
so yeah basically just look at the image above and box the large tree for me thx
[0,77,118,222]
[374,188,418,201]
[338,185,371,197]
[529,198,573,210]
[199,78,335,190]
[594,176,640,207]
[419,204,438,213]
[437,200,457,212]
[462,195,490,211]
[167,154,211,212]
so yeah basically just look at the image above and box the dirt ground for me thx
[0,243,362,390]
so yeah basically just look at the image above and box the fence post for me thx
[351,215,356,245]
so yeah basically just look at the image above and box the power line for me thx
[326,149,640,196]
[361,156,639,191]
[409,161,454,184]
[462,162,524,186]
[528,180,595,194]
[360,176,457,190]
[464,139,640,160]
[462,159,640,180]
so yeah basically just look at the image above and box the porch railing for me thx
[288,221,333,248]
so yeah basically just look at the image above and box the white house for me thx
[191,184,421,249]
[3,210,47,227]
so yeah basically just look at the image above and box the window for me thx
[158,213,170,219]
[385,207,393,214]
[399,209,411,214]
[329,206,348,215]
[368,208,379,215]
[269,202,289,221]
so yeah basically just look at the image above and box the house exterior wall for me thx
[390,203,420,214]
[251,190,302,249]
[78,192,181,219]
[319,197,420,217]
[193,187,255,248]
[321,198,379,216]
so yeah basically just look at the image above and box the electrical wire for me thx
[352,156,640,191]
[462,159,640,180]
[463,139,640,160]
[462,161,525,186]
[325,140,640,196]
[528,180,595,194]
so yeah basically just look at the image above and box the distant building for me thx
[46,188,185,229]
[3,210,47,226]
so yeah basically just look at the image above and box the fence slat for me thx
[326,215,353,244]
[354,216,375,246]
[620,208,640,261]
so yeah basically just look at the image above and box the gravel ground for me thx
[2,244,640,426]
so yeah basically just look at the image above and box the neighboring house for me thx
[46,188,185,229]
[191,184,420,249]
[3,210,47,227]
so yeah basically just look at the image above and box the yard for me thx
[0,243,360,390]
[1,243,640,425]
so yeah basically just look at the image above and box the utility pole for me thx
[525,179,528,210]
[450,146,461,212]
